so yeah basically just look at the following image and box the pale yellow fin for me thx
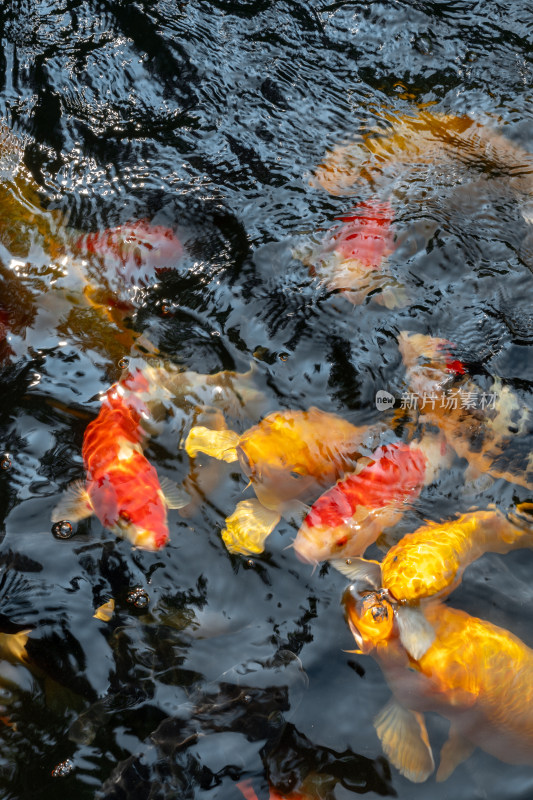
[93,599,115,622]
[329,557,382,589]
[436,725,475,782]
[374,698,434,783]
[51,480,93,523]
[0,630,31,664]
[222,499,281,555]
[159,476,190,509]
[396,606,436,661]
[184,426,240,462]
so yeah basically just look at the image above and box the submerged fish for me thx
[73,218,184,287]
[52,364,189,549]
[314,111,533,201]
[294,436,450,565]
[343,584,533,782]
[334,504,533,658]
[399,331,533,490]
[293,200,405,308]
[185,408,385,555]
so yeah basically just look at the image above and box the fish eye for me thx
[119,510,131,522]
[289,471,303,480]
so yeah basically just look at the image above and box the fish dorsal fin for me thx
[159,476,191,509]
[51,481,93,523]
[374,698,434,783]
[184,426,240,462]
[436,725,475,782]
[222,499,281,556]
[329,557,382,589]
[396,605,436,661]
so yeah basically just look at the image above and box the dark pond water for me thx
[0,1,532,798]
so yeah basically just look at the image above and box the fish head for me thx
[111,501,170,550]
[342,583,395,653]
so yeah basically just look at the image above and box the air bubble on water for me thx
[126,587,149,608]
[52,521,74,539]
[51,759,74,778]
[118,357,129,369]
[0,455,11,470]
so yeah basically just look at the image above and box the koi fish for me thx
[52,364,189,549]
[293,201,406,308]
[293,435,450,565]
[185,408,385,555]
[333,504,533,658]
[73,218,184,287]
[343,584,533,782]
[236,777,328,800]
[314,111,533,200]
[399,331,533,490]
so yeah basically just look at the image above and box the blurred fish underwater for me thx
[0,1,533,799]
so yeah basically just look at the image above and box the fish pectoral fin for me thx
[222,499,281,555]
[280,499,311,527]
[396,605,436,661]
[159,476,191,509]
[51,481,93,523]
[329,557,382,589]
[374,698,434,783]
[93,599,115,622]
[436,725,475,782]
[184,426,240,462]
[0,629,32,663]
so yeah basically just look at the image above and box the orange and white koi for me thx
[293,200,405,307]
[343,584,533,782]
[73,218,184,288]
[293,436,450,565]
[52,364,189,549]
[399,331,533,490]
[185,408,385,555]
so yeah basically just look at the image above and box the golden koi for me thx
[334,504,533,658]
[343,585,533,782]
[185,408,385,555]
[314,111,533,201]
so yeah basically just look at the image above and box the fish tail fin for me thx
[184,426,240,462]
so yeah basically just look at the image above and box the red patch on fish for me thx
[302,443,427,531]
[436,340,466,375]
[332,200,394,267]
[75,219,183,285]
